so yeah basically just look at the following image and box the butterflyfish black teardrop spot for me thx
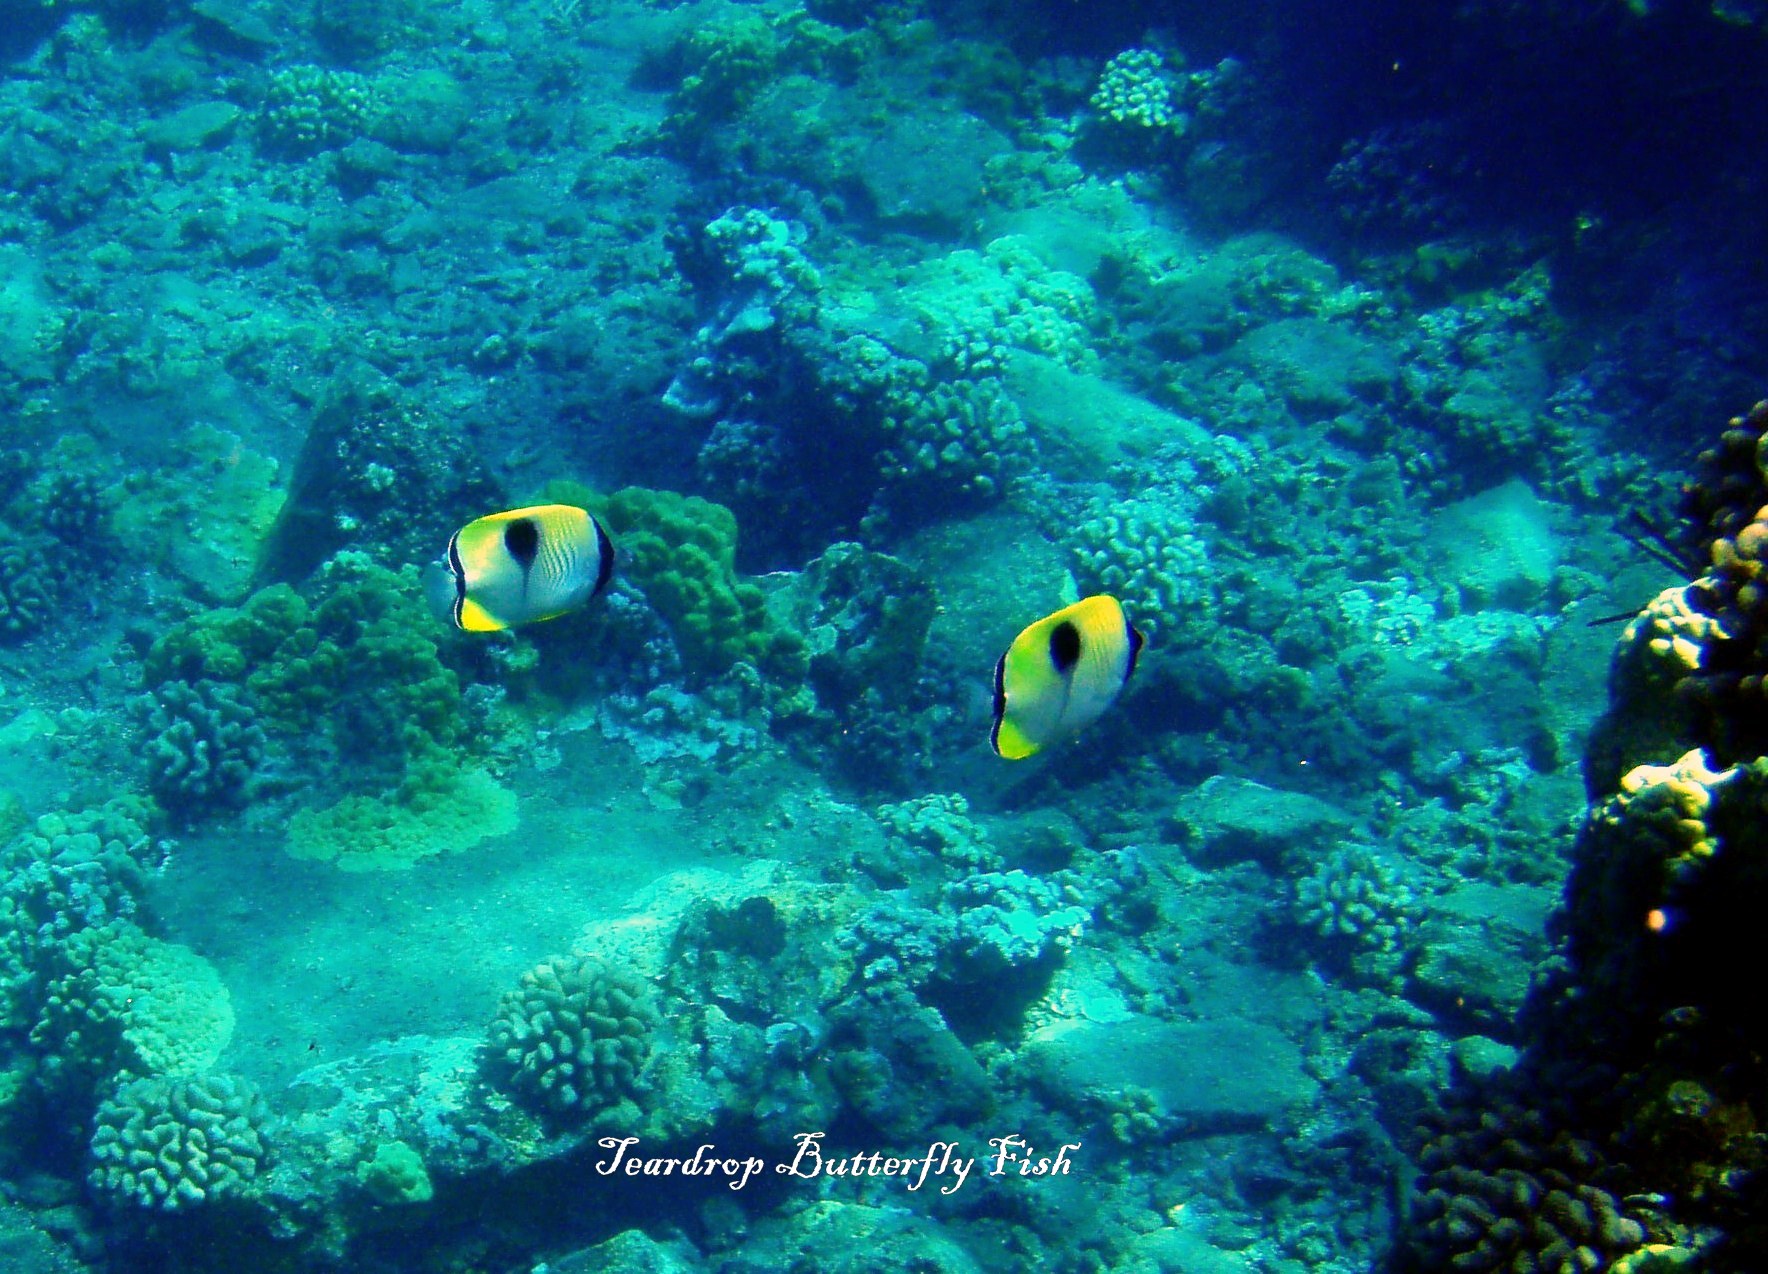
[990,595,1143,760]
[423,504,614,632]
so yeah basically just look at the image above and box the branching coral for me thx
[1071,493,1216,642]
[1090,48,1186,133]
[261,65,379,155]
[1292,843,1422,988]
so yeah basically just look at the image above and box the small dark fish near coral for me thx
[424,503,614,631]
[991,595,1143,759]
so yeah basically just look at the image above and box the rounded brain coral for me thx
[89,1072,269,1210]
[32,920,235,1089]
[487,954,659,1120]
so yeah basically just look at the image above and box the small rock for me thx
[1168,775,1355,869]
[142,101,242,152]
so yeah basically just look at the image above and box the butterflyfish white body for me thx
[424,504,614,632]
[990,595,1143,759]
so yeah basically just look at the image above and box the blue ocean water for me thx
[1,0,1765,1270]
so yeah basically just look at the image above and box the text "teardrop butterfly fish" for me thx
[990,595,1144,759]
[424,504,614,632]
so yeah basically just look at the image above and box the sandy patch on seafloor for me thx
[147,730,814,1089]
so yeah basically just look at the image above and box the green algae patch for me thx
[593,486,808,691]
[286,762,517,872]
[357,1140,434,1205]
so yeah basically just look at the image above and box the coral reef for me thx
[656,14,786,155]
[0,541,53,642]
[89,1072,270,1211]
[784,540,937,709]
[2,2,1764,1270]
[487,954,659,1122]
[1399,401,1768,1269]
[842,899,948,993]
[596,486,808,696]
[1292,842,1422,989]
[133,679,267,819]
[904,237,1100,373]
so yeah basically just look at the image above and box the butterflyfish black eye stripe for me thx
[990,596,1143,760]
[423,504,617,633]
[1048,621,1081,673]
[503,517,540,569]
[592,519,615,597]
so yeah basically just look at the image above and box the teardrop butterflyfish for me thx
[423,504,614,632]
[990,595,1144,759]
